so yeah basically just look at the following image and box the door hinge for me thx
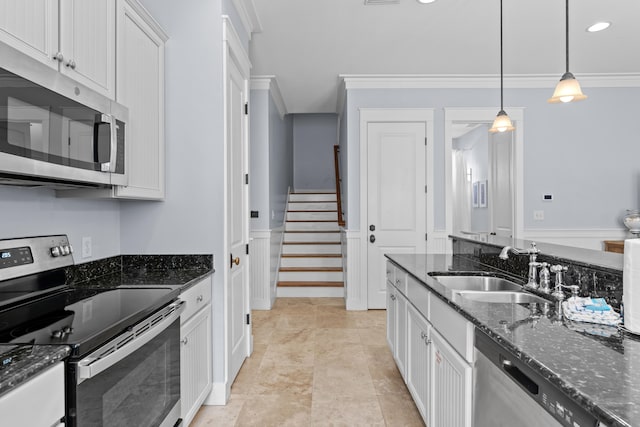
[245,173,249,184]
[246,313,251,325]
[425,185,428,194]
[425,233,428,241]
[244,102,249,115]
[246,243,249,255]
[425,137,427,146]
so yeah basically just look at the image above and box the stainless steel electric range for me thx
[0,235,185,427]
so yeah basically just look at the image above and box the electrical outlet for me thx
[82,236,92,258]
[533,210,545,221]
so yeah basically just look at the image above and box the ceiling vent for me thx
[364,0,400,5]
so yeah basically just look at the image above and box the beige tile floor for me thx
[190,297,425,427]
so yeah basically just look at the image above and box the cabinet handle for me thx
[425,338,432,345]
[395,279,401,284]
[197,295,203,303]
[53,52,64,62]
[390,294,396,301]
[420,331,426,339]
[66,60,76,69]
[181,337,188,345]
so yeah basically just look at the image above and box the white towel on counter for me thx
[561,296,621,327]
[623,239,640,333]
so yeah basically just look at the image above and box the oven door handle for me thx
[76,300,185,383]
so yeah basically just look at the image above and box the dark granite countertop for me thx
[386,253,637,427]
[0,345,70,397]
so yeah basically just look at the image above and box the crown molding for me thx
[231,0,262,38]
[339,73,640,90]
[250,75,287,119]
[125,0,168,41]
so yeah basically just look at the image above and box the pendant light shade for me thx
[548,0,587,103]
[489,0,514,134]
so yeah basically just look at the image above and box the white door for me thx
[367,122,426,309]
[489,131,513,237]
[226,54,250,383]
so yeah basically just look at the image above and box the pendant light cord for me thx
[500,0,504,110]
[565,0,569,73]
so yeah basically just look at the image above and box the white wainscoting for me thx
[344,229,366,310]
[270,225,285,308]
[249,230,272,310]
[522,229,628,251]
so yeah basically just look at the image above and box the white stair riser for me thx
[286,222,340,231]
[287,211,337,221]
[288,202,337,211]
[289,194,336,202]
[284,233,340,243]
[282,244,341,254]
[279,271,344,282]
[280,257,342,268]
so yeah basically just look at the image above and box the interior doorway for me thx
[444,108,524,245]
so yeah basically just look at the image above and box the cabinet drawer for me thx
[406,275,429,319]
[430,296,474,363]
[180,276,212,323]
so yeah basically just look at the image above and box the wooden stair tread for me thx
[286,230,340,233]
[286,219,336,223]
[278,281,344,287]
[281,253,342,258]
[283,241,340,245]
[280,266,342,272]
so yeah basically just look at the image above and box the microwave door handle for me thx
[76,300,185,384]
[99,114,117,173]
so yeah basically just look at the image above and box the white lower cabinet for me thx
[180,277,213,426]
[406,303,431,422]
[431,327,473,427]
[387,262,473,427]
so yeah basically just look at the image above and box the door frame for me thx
[359,108,434,308]
[444,107,525,244]
[221,15,251,401]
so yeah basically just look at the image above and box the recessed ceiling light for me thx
[417,0,437,4]
[587,22,611,32]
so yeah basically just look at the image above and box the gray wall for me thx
[249,89,270,230]
[0,186,121,260]
[269,96,293,229]
[293,113,338,190]
[344,86,640,231]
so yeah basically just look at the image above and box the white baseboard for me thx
[522,228,628,251]
[277,286,345,297]
[203,381,230,406]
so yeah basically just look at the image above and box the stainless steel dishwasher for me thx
[473,329,599,427]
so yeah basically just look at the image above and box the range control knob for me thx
[63,326,73,334]
[61,245,71,256]
[50,246,61,257]
[51,330,63,338]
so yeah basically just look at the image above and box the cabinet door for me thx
[0,0,59,69]
[395,292,407,380]
[181,305,213,427]
[114,0,166,199]
[406,304,431,424]
[59,0,115,98]
[386,282,396,352]
[431,328,473,427]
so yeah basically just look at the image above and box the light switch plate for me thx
[533,210,544,221]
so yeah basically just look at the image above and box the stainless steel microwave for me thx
[0,43,127,188]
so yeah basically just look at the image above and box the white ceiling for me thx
[248,0,640,114]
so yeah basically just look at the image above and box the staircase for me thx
[278,191,344,296]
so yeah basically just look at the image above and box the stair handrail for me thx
[334,145,345,227]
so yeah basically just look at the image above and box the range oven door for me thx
[67,301,185,427]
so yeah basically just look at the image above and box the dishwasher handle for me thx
[501,356,540,395]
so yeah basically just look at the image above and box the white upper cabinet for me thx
[115,0,166,199]
[0,0,116,98]
[0,0,59,69]
[59,0,116,98]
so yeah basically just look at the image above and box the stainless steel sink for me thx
[456,291,549,304]
[431,275,522,292]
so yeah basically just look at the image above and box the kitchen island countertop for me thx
[387,253,638,427]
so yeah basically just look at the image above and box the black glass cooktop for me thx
[0,287,178,357]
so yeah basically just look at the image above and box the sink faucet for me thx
[499,242,541,290]
[550,265,579,301]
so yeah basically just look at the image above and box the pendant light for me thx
[489,0,514,133]
[548,0,587,103]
